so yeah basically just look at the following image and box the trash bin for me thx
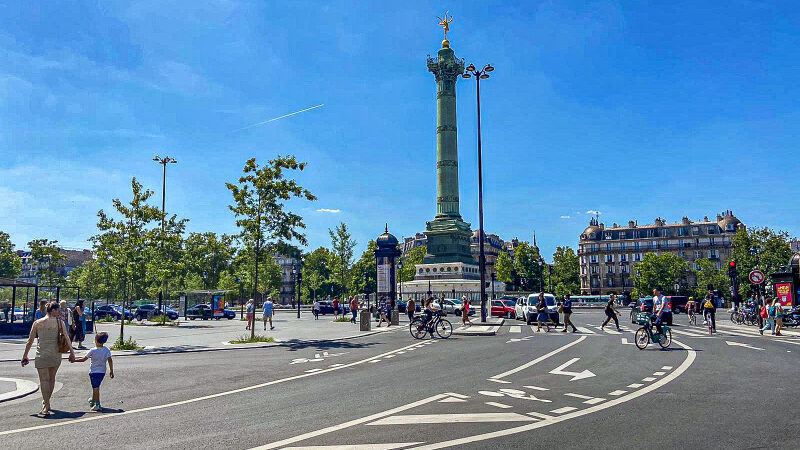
[391,310,399,326]
[360,309,371,331]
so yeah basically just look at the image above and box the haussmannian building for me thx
[578,211,745,295]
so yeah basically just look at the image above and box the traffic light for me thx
[728,260,737,278]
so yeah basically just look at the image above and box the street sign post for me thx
[749,270,765,285]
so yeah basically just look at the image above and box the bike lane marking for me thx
[0,339,431,437]
[405,339,696,450]
[489,336,587,380]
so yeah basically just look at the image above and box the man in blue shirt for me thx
[263,297,275,330]
[653,288,671,335]
[560,295,578,333]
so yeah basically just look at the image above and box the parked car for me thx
[112,305,135,321]
[185,304,214,320]
[12,307,25,321]
[515,293,559,325]
[162,306,179,320]
[222,308,236,319]
[134,304,167,321]
[94,304,122,320]
[432,299,475,317]
[491,299,516,318]
[317,301,337,315]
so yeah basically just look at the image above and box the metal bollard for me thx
[391,310,399,326]
[359,309,371,331]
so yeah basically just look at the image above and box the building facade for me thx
[470,231,505,275]
[578,211,745,295]
[402,233,428,255]
[791,238,800,253]
[16,248,93,285]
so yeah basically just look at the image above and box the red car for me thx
[491,299,516,318]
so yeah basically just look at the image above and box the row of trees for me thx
[493,243,581,298]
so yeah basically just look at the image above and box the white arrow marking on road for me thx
[726,341,764,351]
[548,358,596,381]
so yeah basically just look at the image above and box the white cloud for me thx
[316,208,341,214]
[586,210,602,216]
[559,215,571,219]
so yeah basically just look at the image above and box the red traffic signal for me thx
[729,261,736,268]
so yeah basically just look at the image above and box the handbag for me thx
[57,321,71,354]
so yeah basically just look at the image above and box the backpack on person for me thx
[760,305,769,319]
[703,298,714,310]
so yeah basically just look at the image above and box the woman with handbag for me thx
[21,301,75,416]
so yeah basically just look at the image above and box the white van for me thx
[515,293,559,325]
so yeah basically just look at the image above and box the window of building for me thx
[650,241,658,249]
[590,255,598,263]
[620,254,628,262]
[607,266,614,274]
[605,254,614,263]
[634,253,642,262]
[710,238,716,246]
[710,250,718,259]
[608,278,613,287]
[604,232,612,240]
[663,229,670,238]
[726,224,735,231]
[606,243,613,251]
[619,242,626,250]
[708,226,717,234]
[619,232,626,239]
[692,226,700,235]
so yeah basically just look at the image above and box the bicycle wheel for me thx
[410,319,427,339]
[730,312,738,324]
[657,329,672,348]
[435,319,453,339]
[634,328,649,350]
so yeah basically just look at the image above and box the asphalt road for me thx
[1,310,798,449]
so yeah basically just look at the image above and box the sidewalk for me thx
[0,377,38,403]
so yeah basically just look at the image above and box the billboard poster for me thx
[212,294,226,316]
[775,282,793,307]
[377,258,390,293]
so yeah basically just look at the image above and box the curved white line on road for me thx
[490,336,587,380]
[0,340,427,437]
[408,339,697,450]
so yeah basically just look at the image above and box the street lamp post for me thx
[398,260,404,304]
[538,258,544,292]
[491,272,496,300]
[153,155,177,316]
[364,272,370,310]
[296,269,302,319]
[548,265,553,293]
[463,62,494,322]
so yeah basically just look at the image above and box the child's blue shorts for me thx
[89,372,105,388]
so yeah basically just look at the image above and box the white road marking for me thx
[726,341,764,350]
[488,379,512,384]
[627,383,644,388]
[499,388,527,395]
[661,366,673,370]
[608,390,627,396]
[284,444,422,450]
[485,402,513,409]
[304,369,322,373]
[369,360,380,363]
[443,392,469,399]
[527,412,556,420]
[510,326,521,333]
[548,358,596,381]
[620,338,635,345]
[671,329,706,338]
[550,406,578,414]
[642,377,656,382]
[653,371,665,376]
[329,364,344,368]
[254,394,448,449]
[576,327,596,334]
[384,355,395,358]
[404,339,696,450]
[438,397,466,403]
[479,391,505,397]
[490,336,587,380]
[564,393,593,400]
[0,340,433,438]
[583,398,605,405]
[369,413,536,425]
[523,385,550,391]
[600,327,621,335]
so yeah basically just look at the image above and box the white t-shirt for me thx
[86,346,112,374]
[654,295,671,313]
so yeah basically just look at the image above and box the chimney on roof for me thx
[704,216,709,222]
[613,222,618,228]
[717,214,723,221]
[599,223,605,230]
[682,216,691,225]
[628,220,636,228]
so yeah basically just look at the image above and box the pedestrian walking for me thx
[560,294,578,332]
[262,297,274,330]
[461,296,472,326]
[377,302,390,327]
[72,331,114,412]
[601,294,621,330]
[406,298,415,322]
[775,300,785,336]
[761,298,776,335]
[312,299,320,320]
[332,297,340,319]
[535,293,550,332]
[21,301,75,416]
[702,291,716,332]
[59,300,69,330]
[245,299,254,330]
[350,296,358,323]
[34,300,47,320]
[71,300,86,349]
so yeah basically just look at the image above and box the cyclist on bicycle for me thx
[703,291,717,332]
[422,296,439,328]
[652,288,671,335]
[686,297,697,323]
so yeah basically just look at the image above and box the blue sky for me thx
[2,1,799,260]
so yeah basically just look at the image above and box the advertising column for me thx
[377,257,390,309]
[775,282,794,308]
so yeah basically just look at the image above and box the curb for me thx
[0,377,39,403]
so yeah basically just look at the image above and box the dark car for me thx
[134,304,166,321]
[163,307,179,320]
[397,300,422,314]
[222,308,236,319]
[112,305,135,321]
[666,296,689,314]
[185,304,214,320]
[317,301,337,315]
[94,304,121,320]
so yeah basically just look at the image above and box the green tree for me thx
[631,253,691,298]
[494,251,513,284]
[513,242,543,291]
[350,240,378,296]
[400,245,427,283]
[731,227,793,297]
[28,238,67,287]
[551,246,580,297]
[144,214,187,301]
[227,156,315,337]
[68,259,108,300]
[693,258,729,300]
[329,222,356,295]
[0,231,21,279]
[183,232,234,289]
[301,247,333,301]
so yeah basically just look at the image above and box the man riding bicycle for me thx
[652,288,671,335]
[421,296,439,329]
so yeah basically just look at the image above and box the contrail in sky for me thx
[232,104,324,132]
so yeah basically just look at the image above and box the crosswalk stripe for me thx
[672,329,706,337]
[576,327,596,334]
[564,393,593,400]
[510,326,521,333]
[550,406,578,414]
[284,443,423,449]
[601,327,621,335]
[485,401,513,409]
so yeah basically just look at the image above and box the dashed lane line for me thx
[368,413,537,425]
[608,390,627,396]
[550,406,578,414]
[485,402,513,409]
[627,383,644,388]
[404,338,696,450]
[0,340,432,437]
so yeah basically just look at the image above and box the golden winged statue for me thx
[437,11,453,40]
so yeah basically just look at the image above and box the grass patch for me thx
[110,336,143,351]
[229,335,275,344]
[96,316,115,323]
[148,315,178,326]
[333,317,352,322]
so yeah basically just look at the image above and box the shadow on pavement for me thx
[281,340,378,352]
